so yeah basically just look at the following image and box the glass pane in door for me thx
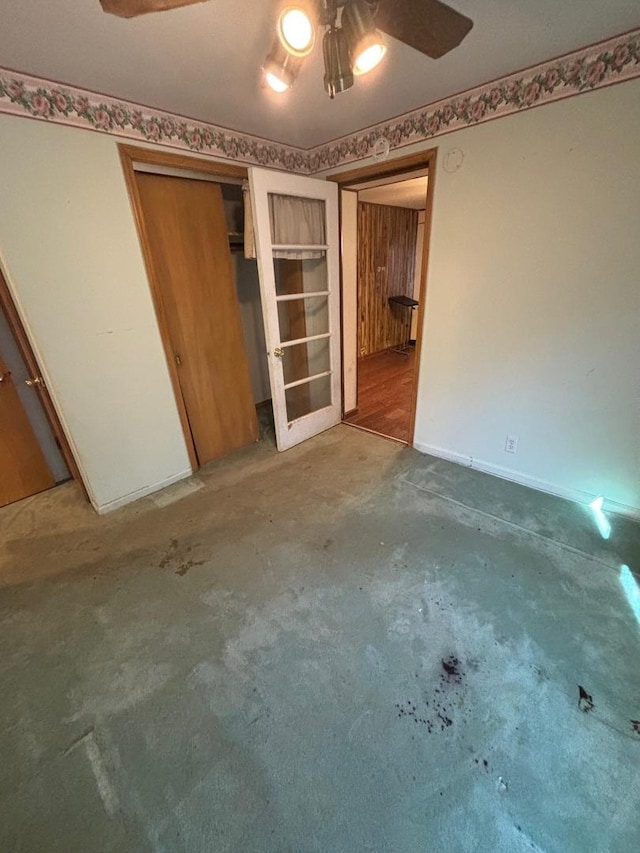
[285,374,332,421]
[282,337,331,385]
[273,256,327,296]
[277,296,329,343]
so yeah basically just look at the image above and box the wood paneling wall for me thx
[357,202,419,356]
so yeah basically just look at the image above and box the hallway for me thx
[344,349,416,442]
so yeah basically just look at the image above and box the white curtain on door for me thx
[268,193,326,259]
[243,185,326,260]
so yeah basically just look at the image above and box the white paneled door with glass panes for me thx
[249,167,341,451]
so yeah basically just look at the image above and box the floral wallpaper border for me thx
[309,28,640,172]
[0,70,309,173]
[1,27,639,175]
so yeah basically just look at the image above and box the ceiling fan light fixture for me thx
[278,6,315,57]
[342,0,386,76]
[323,26,354,99]
[265,71,290,93]
[352,35,386,75]
[263,38,302,93]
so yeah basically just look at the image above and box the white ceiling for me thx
[0,1,638,149]
[358,176,428,210]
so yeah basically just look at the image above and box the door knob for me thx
[0,371,11,383]
[25,376,44,387]
[273,347,284,358]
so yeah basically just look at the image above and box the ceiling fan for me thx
[100,0,474,99]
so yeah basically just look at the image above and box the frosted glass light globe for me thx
[354,41,386,75]
[279,8,314,56]
[265,71,289,93]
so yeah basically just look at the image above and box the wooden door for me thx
[0,354,55,507]
[249,167,341,451]
[134,173,258,465]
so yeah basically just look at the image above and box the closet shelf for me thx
[228,232,245,253]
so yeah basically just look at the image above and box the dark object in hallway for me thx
[388,295,419,308]
[388,294,419,353]
[345,349,415,442]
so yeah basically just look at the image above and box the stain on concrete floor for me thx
[159,538,205,576]
[0,425,639,852]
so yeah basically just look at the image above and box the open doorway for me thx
[333,150,436,445]
[0,269,83,508]
[345,176,427,442]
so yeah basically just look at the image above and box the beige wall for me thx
[327,80,640,517]
[0,116,191,512]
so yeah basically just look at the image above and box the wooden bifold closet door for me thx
[134,172,258,465]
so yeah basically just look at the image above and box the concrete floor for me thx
[1,424,639,853]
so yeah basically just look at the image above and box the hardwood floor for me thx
[344,348,415,443]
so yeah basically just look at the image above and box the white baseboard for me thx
[95,469,193,515]
[412,441,640,522]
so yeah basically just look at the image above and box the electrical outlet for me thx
[505,434,519,454]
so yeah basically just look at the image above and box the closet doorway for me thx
[332,150,437,446]
[120,146,261,471]
[121,146,342,467]
[134,173,258,464]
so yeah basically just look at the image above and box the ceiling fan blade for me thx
[100,0,210,18]
[374,0,473,60]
